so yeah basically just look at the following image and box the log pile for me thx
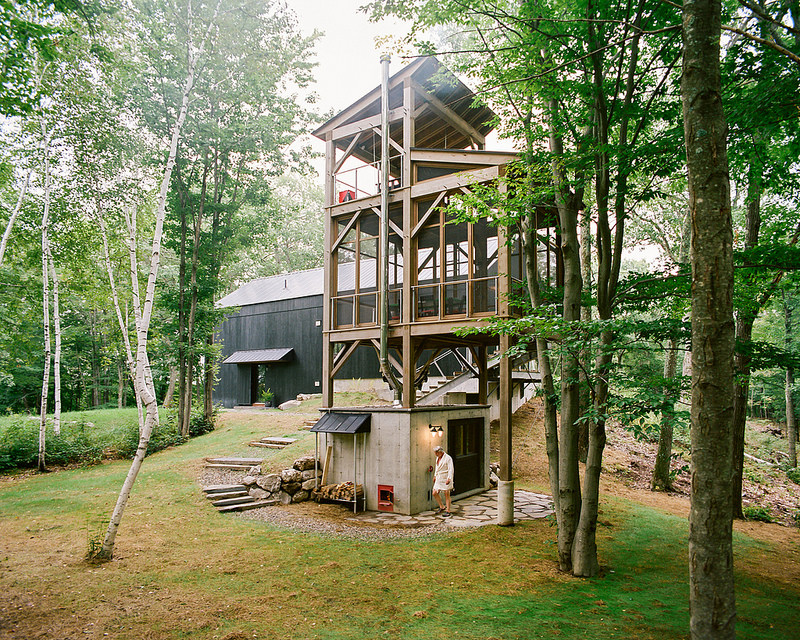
[313,481,364,502]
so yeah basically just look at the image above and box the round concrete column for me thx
[497,479,515,526]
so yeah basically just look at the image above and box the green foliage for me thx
[786,467,800,485]
[742,505,774,523]
[0,416,104,471]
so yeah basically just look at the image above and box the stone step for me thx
[211,495,256,507]
[216,499,279,513]
[261,437,297,445]
[204,457,263,466]
[204,463,253,471]
[248,442,285,449]
[202,484,247,494]
[303,419,316,426]
[206,490,249,500]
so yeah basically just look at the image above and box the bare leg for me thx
[433,489,444,510]
[444,490,451,512]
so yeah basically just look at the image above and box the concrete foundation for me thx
[316,405,490,515]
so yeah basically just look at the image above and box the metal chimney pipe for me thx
[379,54,391,388]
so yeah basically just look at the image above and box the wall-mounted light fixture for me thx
[428,424,443,438]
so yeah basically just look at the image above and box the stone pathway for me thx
[345,489,553,529]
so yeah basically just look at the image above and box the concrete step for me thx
[204,463,253,471]
[248,442,285,449]
[211,495,256,507]
[204,457,263,466]
[202,484,247,494]
[261,437,297,445]
[206,490,248,501]
[216,499,279,513]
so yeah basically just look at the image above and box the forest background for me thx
[0,0,799,637]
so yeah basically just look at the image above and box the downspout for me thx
[379,54,400,403]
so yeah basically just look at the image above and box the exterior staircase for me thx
[248,436,297,449]
[202,483,277,512]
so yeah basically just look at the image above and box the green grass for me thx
[0,408,798,639]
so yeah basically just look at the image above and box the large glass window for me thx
[413,197,499,320]
[334,212,380,327]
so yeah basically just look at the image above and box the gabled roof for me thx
[312,57,497,163]
[216,268,324,308]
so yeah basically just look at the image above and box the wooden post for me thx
[498,332,514,525]
[478,345,488,405]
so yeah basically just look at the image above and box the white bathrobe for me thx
[433,452,454,492]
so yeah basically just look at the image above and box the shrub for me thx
[786,467,800,485]
[742,505,774,523]
[114,419,187,458]
[0,417,104,471]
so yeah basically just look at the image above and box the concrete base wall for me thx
[317,405,490,515]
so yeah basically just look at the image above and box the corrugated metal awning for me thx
[222,348,294,364]
[310,412,371,434]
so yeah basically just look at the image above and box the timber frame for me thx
[313,57,554,430]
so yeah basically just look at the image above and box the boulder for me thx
[489,471,499,487]
[279,491,292,505]
[248,465,262,475]
[256,473,282,493]
[292,490,309,503]
[300,469,317,481]
[242,475,258,487]
[282,482,301,495]
[249,487,269,500]
[280,468,302,484]
[278,399,302,411]
[293,455,316,471]
[301,478,317,491]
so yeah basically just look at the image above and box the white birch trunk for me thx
[38,126,52,472]
[48,252,62,435]
[97,0,222,560]
[0,169,32,267]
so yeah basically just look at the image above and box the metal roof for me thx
[216,268,324,308]
[312,57,497,172]
[222,348,295,365]
[310,412,371,434]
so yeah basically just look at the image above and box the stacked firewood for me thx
[313,481,364,502]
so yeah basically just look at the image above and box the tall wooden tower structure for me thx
[311,57,553,519]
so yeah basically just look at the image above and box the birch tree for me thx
[95,0,223,561]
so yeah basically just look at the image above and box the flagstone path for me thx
[345,489,552,528]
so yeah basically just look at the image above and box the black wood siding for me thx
[213,294,380,407]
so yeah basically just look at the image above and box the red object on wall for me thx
[377,484,394,512]
[338,190,355,203]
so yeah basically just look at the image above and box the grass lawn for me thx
[0,403,798,639]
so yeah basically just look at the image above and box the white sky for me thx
[290,0,409,115]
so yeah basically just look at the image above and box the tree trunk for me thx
[96,2,217,558]
[38,125,52,473]
[204,336,214,421]
[682,0,736,636]
[651,340,678,490]
[578,207,592,463]
[786,296,797,468]
[163,366,178,408]
[731,161,762,519]
[0,168,32,267]
[48,254,62,435]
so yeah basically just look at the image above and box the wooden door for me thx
[447,417,484,494]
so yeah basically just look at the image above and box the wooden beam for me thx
[333,131,363,175]
[409,166,500,200]
[332,109,402,141]
[331,209,362,253]
[411,80,486,146]
[330,340,362,378]
[410,148,517,166]
[411,190,447,238]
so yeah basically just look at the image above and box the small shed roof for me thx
[310,412,371,434]
[222,348,294,365]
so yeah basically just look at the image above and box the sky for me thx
[289,1,409,116]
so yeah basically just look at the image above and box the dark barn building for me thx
[213,268,380,408]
